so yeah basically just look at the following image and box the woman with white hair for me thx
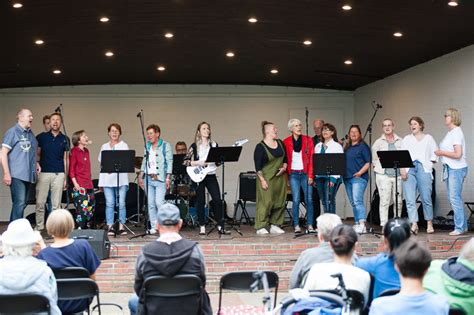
[435,108,468,236]
[283,118,315,234]
[0,218,61,315]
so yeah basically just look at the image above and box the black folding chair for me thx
[56,278,101,315]
[378,288,400,297]
[0,293,51,314]
[142,275,203,314]
[218,271,279,313]
[53,266,90,279]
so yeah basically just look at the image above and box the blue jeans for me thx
[403,161,433,223]
[289,172,314,227]
[344,177,368,223]
[104,185,128,225]
[10,178,31,221]
[128,294,138,315]
[445,165,468,232]
[146,179,166,229]
[315,177,340,214]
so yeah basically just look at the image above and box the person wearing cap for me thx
[128,203,211,315]
[0,218,61,315]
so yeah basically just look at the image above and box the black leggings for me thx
[196,175,223,226]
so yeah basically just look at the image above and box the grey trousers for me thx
[35,172,65,229]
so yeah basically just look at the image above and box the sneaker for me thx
[256,228,269,235]
[148,228,157,235]
[307,225,316,233]
[270,225,285,234]
[199,225,206,235]
[217,226,230,235]
[354,223,366,234]
[294,225,302,234]
[449,230,464,236]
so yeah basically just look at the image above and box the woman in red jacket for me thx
[69,130,95,229]
[283,118,314,234]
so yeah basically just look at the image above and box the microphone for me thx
[136,110,143,118]
[372,101,383,109]
[54,105,62,112]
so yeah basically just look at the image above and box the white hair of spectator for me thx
[459,237,474,263]
[2,243,35,257]
[288,118,302,132]
[317,213,343,241]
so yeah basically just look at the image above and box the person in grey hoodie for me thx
[128,203,211,315]
[0,218,61,315]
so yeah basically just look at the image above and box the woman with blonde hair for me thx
[435,108,468,235]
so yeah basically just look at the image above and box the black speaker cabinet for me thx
[239,172,256,202]
[70,229,110,260]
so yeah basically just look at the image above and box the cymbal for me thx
[134,156,143,169]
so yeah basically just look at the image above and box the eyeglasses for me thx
[444,114,451,117]
[322,128,331,132]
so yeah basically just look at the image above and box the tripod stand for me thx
[100,150,136,237]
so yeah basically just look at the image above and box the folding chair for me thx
[56,278,101,315]
[53,266,90,279]
[142,275,203,314]
[378,288,400,297]
[218,271,279,313]
[0,293,51,314]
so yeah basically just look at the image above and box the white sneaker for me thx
[307,225,316,233]
[199,226,206,235]
[256,228,269,235]
[270,225,285,234]
[294,225,302,234]
[449,230,464,236]
[148,228,157,235]
[354,223,366,234]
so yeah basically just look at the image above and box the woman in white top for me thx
[435,108,468,236]
[98,123,130,235]
[314,123,344,214]
[184,122,228,235]
[402,116,438,234]
[304,224,371,306]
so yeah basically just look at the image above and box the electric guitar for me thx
[186,138,248,183]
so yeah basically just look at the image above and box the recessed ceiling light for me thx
[448,1,458,6]
[53,69,61,74]
[164,33,174,38]
[303,40,312,46]
[344,59,353,65]
[248,17,258,23]
[105,51,114,57]
[12,3,23,8]
[35,39,44,45]
[226,51,235,57]
[100,17,109,23]
[157,66,166,71]
[270,69,278,74]
[342,5,352,11]
[393,32,403,37]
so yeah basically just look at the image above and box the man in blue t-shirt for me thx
[1,109,39,221]
[35,112,69,231]
[370,239,449,315]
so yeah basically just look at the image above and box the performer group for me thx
[0,107,468,236]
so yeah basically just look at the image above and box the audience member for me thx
[356,218,411,298]
[37,209,101,314]
[423,237,474,314]
[289,213,342,289]
[128,203,211,315]
[304,224,371,306]
[0,219,61,315]
[370,239,449,315]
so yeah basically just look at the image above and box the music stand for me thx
[313,153,345,227]
[101,150,136,237]
[205,146,243,237]
[377,150,414,218]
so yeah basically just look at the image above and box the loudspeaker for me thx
[70,229,110,260]
[239,172,256,201]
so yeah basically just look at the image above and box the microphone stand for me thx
[56,104,71,208]
[130,110,150,239]
[303,107,314,235]
[363,102,382,235]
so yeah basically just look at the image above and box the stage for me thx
[91,222,471,294]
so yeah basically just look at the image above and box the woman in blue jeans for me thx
[344,125,371,234]
[435,108,468,236]
[402,116,438,234]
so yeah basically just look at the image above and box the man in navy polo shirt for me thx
[35,112,69,231]
[1,109,39,221]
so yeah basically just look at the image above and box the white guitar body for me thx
[187,164,218,183]
[186,138,249,183]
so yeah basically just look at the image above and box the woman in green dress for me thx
[253,121,288,235]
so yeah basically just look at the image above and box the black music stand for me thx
[101,150,136,237]
[205,146,243,237]
[377,150,414,218]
